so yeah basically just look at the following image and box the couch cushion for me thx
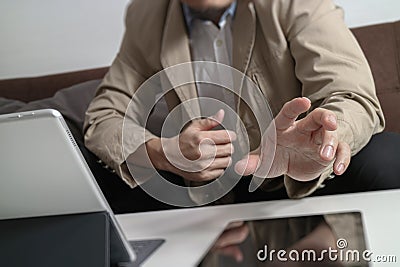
[0,98,25,114]
[351,21,400,133]
[0,79,101,141]
[0,67,108,102]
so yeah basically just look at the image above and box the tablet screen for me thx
[197,212,368,266]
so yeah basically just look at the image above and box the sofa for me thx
[1,21,399,213]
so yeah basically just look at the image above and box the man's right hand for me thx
[160,109,236,182]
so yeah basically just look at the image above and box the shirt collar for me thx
[182,1,237,32]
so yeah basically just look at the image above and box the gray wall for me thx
[0,0,399,79]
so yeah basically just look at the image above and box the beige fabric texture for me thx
[84,0,384,199]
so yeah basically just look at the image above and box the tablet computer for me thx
[197,211,369,267]
[0,109,163,266]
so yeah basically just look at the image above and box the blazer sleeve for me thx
[84,58,159,187]
[278,0,385,198]
[83,0,172,187]
[83,1,163,187]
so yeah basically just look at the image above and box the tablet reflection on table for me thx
[198,212,368,267]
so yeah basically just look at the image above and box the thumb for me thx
[234,153,260,176]
[193,109,225,131]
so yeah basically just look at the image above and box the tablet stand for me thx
[0,212,111,267]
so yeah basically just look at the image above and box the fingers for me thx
[303,108,349,175]
[195,169,225,181]
[217,245,244,263]
[189,109,237,146]
[201,129,237,145]
[182,157,231,181]
[192,109,225,131]
[319,130,338,162]
[215,143,234,158]
[333,142,351,175]
[234,152,260,176]
[318,130,350,175]
[275,97,311,131]
[213,224,249,249]
[199,142,234,159]
[297,108,337,133]
[213,224,248,262]
[208,157,232,170]
[225,221,244,230]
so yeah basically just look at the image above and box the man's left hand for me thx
[235,97,351,181]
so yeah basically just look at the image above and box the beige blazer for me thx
[84,0,384,198]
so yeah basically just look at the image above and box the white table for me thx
[117,189,400,266]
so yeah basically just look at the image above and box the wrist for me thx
[146,138,173,172]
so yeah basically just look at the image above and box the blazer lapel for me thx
[231,1,257,153]
[159,0,256,119]
[160,0,200,118]
[232,0,256,75]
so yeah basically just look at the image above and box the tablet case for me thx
[0,212,126,267]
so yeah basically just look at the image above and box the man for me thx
[84,0,399,207]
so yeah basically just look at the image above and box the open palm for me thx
[235,97,350,182]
